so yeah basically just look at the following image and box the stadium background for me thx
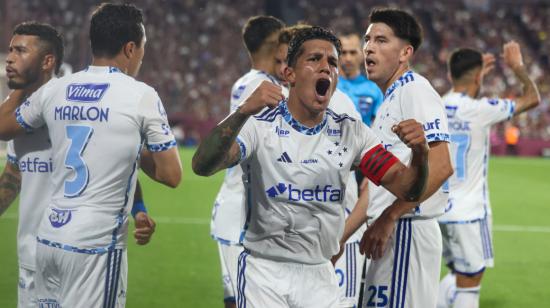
[0,0,549,307]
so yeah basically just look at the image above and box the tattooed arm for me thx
[192,81,283,176]
[0,162,21,216]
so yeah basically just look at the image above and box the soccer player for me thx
[337,32,383,127]
[193,26,430,308]
[210,15,285,308]
[278,24,368,308]
[0,4,181,307]
[337,8,453,308]
[437,43,540,308]
[0,21,156,308]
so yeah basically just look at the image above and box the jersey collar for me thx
[280,99,327,135]
[384,70,414,99]
[84,66,123,74]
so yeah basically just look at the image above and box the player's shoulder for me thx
[326,107,358,125]
[231,70,278,101]
[252,101,285,124]
[402,71,435,91]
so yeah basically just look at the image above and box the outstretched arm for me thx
[0,162,21,216]
[192,81,283,176]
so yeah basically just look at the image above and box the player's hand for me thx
[331,241,346,266]
[502,41,524,70]
[134,212,156,245]
[392,119,428,154]
[482,53,496,76]
[359,212,396,260]
[238,81,283,115]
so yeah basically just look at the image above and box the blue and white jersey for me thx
[6,126,52,270]
[369,70,450,220]
[235,100,381,264]
[15,65,176,253]
[211,69,287,245]
[439,91,515,223]
[337,74,383,126]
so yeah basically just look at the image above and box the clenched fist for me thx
[238,81,284,116]
[392,119,429,154]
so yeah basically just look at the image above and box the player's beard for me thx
[7,66,40,90]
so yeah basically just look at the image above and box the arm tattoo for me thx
[0,166,22,216]
[192,109,250,176]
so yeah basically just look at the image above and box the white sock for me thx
[453,286,480,308]
[437,272,456,308]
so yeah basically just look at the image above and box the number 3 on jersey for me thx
[64,125,93,198]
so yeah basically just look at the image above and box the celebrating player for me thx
[437,43,540,308]
[210,15,285,308]
[337,8,454,308]
[193,26,430,308]
[0,3,181,307]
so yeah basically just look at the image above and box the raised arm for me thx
[192,81,283,176]
[0,162,21,216]
[0,90,28,140]
[502,41,541,114]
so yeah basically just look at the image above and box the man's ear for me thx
[123,41,137,59]
[399,45,414,63]
[284,65,296,87]
[42,54,56,72]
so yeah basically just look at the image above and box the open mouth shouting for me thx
[315,77,331,101]
[365,57,376,73]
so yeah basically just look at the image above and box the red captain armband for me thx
[359,144,399,186]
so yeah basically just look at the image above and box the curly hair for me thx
[13,21,64,74]
[286,26,341,68]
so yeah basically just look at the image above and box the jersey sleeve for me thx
[15,80,52,131]
[234,117,258,164]
[229,76,268,112]
[354,122,399,186]
[474,97,516,126]
[139,90,177,152]
[400,81,450,144]
[5,141,18,166]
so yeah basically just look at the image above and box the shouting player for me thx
[437,43,540,308]
[210,15,285,308]
[0,3,181,307]
[193,26,430,308]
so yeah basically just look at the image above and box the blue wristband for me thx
[131,201,147,218]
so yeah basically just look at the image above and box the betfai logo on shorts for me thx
[265,183,342,202]
[66,83,109,103]
[49,208,73,228]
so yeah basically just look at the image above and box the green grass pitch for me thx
[0,149,549,307]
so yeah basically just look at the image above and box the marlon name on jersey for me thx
[54,83,110,122]
[266,182,343,203]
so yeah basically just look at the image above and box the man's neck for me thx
[24,73,54,96]
[452,84,477,98]
[92,57,127,74]
[287,91,325,128]
[251,57,274,76]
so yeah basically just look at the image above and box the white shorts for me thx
[237,250,340,308]
[484,215,494,268]
[35,243,127,308]
[18,267,36,308]
[217,242,244,303]
[334,242,367,307]
[362,218,442,308]
[440,217,493,275]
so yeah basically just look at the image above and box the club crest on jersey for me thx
[275,126,290,137]
[66,83,109,103]
[49,208,73,228]
[265,183,342,202]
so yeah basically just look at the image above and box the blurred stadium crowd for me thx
[1,0,549,143]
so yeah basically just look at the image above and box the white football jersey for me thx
[236,100,385,264]
[328,89,365,243]
[6,127,52,270]
[439,91,515,222]
[369,71,450,220]
[16,66,176,253]
[211,69,287,244]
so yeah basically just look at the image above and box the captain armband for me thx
[359,144,399,186]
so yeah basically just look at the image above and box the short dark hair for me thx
[242,15,285,54]
[369,8,423,52]
[13,21,64,75]
[278,24,312,46]
[90,3,144,58]
[287,26,342,68]
[448,48,483,80]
